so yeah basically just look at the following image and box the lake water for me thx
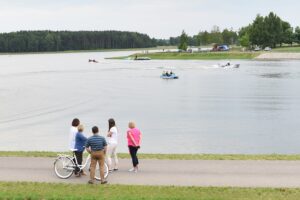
[0,51,300,154]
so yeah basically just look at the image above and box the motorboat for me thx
[160,73,179,79]
[218,63,240,68]
[134,57,151,60]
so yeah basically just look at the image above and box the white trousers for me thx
[106,143,118,170]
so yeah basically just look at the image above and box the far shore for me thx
[2,151,300,160]
[107,51,300,60]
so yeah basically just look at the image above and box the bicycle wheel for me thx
[94,162,109,181]
[86,158,109,181]
[54,156,75,179]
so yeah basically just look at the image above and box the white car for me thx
[264,47,272,51]
[254,47,261,51]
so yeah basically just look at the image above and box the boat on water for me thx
[134,57,151,60]
[218,63,240,68]
[160,73,179,79]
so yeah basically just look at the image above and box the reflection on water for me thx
[0,52,299,154]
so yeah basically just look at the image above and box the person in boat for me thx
[226,62,230,66]
[165,71,170,76]
[170,71,173,75]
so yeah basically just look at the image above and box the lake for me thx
[0,51,299,154]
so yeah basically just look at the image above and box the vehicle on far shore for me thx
[264,47,272,51]
[212,44,230,51]
[254,46,261,51]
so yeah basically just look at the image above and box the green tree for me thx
[239,33,250,48]
[178,30,188,51]
[294,27,300,44]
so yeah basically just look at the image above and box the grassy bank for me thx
[1,182,300,200]
[272,46,300,52]
[2,151,300,160]
[108,51,260,60]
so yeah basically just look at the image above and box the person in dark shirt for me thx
[86,126,107,184]
[74,124,87,176]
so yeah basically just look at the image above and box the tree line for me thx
[239,12,300,48]
[0,30,156,52]
[1,12,299,53]
[170,12,300,50]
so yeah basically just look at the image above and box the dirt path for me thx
[1,157,300,187]
[256,52,300,60]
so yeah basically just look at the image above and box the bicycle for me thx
[54,151,109,180]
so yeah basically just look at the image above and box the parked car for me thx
[254,47,261,51]
[264,47,272,51]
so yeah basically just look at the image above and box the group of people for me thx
[162,70,174,76]
[69,118,142,184]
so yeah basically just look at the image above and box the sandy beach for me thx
[256,52,300,60]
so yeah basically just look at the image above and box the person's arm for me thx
[128,131,137,146]
[138,132,142,146]
[103,138,107,154]
[85,139,91,154]
[107,131,112,137]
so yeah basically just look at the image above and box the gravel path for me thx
[256,52,300,60]
[1,157,300,187]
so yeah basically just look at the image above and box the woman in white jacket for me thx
[106,118,119,172]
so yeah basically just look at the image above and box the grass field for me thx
[272,46,300,52]
[1,182,300,200]
[108,51,260,60]
[2,151,300,160]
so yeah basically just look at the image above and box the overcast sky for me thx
[0,0,299,39]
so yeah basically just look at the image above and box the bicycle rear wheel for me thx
[94,162,109,181]
[54,156,74,179]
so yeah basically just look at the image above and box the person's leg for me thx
[106,144,113,171]
[98,151,106,183]
[135,148,139,168]
[132,147,138,167]
[89,152,97,183]
[74,151,81,174]
[129,146,135,167]
[112,144,118,170]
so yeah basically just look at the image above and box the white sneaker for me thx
[134,169,138,173]
[128,168,135,172]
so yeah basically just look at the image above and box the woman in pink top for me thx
[127,121,142,172]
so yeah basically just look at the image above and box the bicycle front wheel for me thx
[54,156,74,179]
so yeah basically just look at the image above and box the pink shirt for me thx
[127,128,141,147]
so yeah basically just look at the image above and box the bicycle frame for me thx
[67,153,91,171]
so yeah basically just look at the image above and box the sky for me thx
[0,0,299,39]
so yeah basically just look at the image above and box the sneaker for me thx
[88,180,94,184]
[128,168,135,172]
[80,171,87,176]
[113,168,118,171]
[101,180,108,184]
[134,169,138,173]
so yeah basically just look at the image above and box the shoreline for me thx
[255,52,300,60]
[2,151,300,160]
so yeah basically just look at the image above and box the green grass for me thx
[272,46,300,52]
[1,182,300,200]
[2,151,300,160]
[108,51,260,60]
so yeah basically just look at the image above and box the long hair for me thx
[71,118,80,127]
[108,118,116,131]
